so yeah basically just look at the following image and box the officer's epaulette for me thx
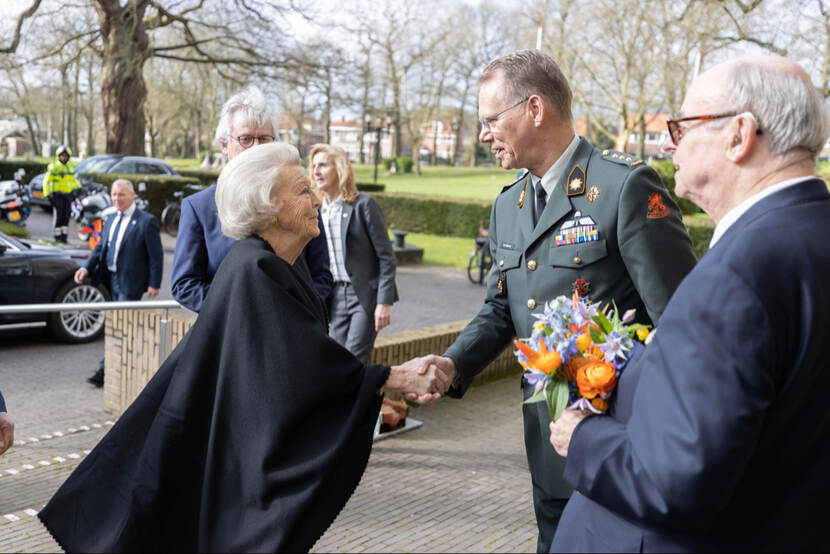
[600,149,645,167]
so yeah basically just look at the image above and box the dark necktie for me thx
[534,181,547,226]
[106,213,124,268]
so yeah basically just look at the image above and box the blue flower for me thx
[599,330,631,362]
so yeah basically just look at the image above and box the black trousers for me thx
[50,193,72,241]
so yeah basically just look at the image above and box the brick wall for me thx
[104,310,520,414]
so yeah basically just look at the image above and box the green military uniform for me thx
[444,137,698,552]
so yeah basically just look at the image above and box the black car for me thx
[0,231,109,342]
[28,154,180,209]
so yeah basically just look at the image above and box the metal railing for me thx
[0,300,183,357]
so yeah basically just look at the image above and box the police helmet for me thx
[56,145,72,157]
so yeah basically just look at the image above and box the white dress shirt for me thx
[107,202,136,272]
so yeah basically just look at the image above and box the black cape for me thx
[39,236,390,552]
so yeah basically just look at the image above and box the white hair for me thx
[719,60,830,159]
[111,178,134,192]
[214,86,280,147]
[216,142,300,240]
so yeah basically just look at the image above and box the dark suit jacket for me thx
[86,207,163,301]
[0,391,6,413]
[171,184,332,312]
[330,193,398,316]
[553,179,830,552]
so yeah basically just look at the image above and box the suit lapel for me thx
[516,173,535,243]
[117,211,138,257]
[527,138,594,249]
[340,201,354,255]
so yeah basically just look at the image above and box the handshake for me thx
[383,355,458,406]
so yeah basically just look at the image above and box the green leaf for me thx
[546,377,571,422]
[594,311,614,334]
[589,324,605,344]
[523,390,547,405]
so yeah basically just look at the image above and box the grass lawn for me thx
[357,164,511,201]
[0,221,28,238]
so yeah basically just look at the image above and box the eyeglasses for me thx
[479,96,530,131]
[666,112,762,146]
[231,134,275,148]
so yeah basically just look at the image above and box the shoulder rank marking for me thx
[567,164,586,197]
[602,149,643,167]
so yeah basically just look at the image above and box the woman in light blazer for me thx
[309,144,398,364]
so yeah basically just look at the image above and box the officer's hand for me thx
[74,267,88,285]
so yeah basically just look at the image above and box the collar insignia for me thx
[566,164,586,197]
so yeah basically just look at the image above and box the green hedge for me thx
[396,156,413,174]
[356,182,385,192]
[650,160,701,215]
[81,172,200,218]
[0,160,48,183]
[177,168,219,188]
[0,220,28,237]
[371,193,491,238]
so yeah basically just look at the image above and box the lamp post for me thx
[365,115,385,185]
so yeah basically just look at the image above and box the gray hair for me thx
[479,49,573,122]
[719,60,830,159]
[111,178,134,192]
[214,86,280,147]
[216,142,300,239]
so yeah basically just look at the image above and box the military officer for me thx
[412,50,698,552]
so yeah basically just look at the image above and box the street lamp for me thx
[365,115,385,185]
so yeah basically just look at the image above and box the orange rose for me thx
[563,356,588,381]
[576,361,617,399]
[591,397,609,412]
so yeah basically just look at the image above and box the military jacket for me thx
[446,137,698,396]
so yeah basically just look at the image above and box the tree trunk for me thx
[637,114,646,160]
[94,0,151,155]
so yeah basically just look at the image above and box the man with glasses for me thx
[412,50,697,552]
[171,86,332,312]
[549,56,830,552]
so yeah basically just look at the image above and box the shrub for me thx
[371,193,491,238]
[0,220,28,237]
[177,168,219,188]
[396,156,413,174]
[0,160,48,183]
[356,182,385,192]
[382,158,395,171]
[650,160,701,215]
[80,172,200,218]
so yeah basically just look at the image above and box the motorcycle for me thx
[0,170,32,226]
[71,181,149,249]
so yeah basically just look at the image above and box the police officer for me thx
[413,50,699,552]
[44,145,81,243]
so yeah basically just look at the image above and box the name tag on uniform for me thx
[555,211,599,246]
[500,242,516,250]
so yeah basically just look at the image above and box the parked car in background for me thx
[28,154,180,209]
[0,231,109,342]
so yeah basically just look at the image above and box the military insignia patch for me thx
[497,275,506,297]
[646,192,670,219]
[566,164,586,197]
[587,186,600,203]
[555,210,599,246]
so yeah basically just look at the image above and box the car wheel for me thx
[47,281,110,343]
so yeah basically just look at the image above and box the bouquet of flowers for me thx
[514,292,653,421]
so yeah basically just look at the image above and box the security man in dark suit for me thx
[413,50,698,552]
[75,178,163,386]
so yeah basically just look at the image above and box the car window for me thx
[75,156,119,174]
[136,162,168,175]
[109,160,137,174]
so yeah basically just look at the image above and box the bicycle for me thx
[161,183,205,237]
[467,220,492,285]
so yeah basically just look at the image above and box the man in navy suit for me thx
[171,86,332,313]
[0,391,13,456]
[549,56,830,552]
[75,178,163,387]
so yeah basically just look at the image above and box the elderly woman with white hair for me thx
[39,143,449,553]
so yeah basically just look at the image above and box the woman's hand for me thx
[374,303,391,332]
[384,356,452,398]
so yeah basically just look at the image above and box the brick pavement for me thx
[0,375,537,552]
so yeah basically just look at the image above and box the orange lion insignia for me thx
[646,192,670,219]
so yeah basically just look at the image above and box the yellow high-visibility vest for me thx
[44,159,80,196]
